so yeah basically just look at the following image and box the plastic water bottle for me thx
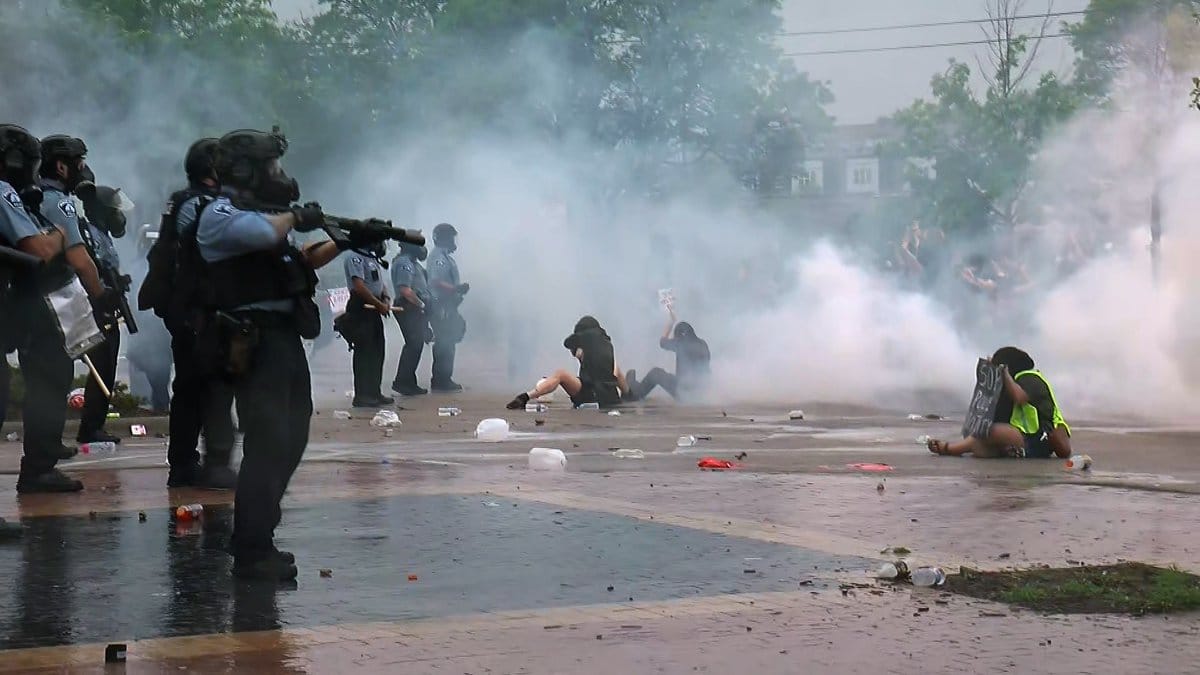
[525,402,548,413]
[575,402,600,410]
[78,441,118,456]
[333,410,352,420]
[788,410,805,420]
[174,504,204,521]
[528,447,567,471]
[1065,454,1092,471]
[676,435,697,447]
[438,407,462,417]
[612,448,645,459]
[911,566,946,587]
[876,560,910,580]
[915,435,932,445]
[475,418,510,442]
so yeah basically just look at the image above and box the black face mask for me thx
[18,185,43,209]
[97,208,127,238]
[256,168,299,208]
[415,245,428,261]
[61,160,90,193]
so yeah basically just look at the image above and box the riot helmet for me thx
[0,124,42,190]
[213,128,298,207]
[399,240,428,261]
[77,182,135,238]
[432,222,457,252]
[39,134,90,192]
[184,137,218,185]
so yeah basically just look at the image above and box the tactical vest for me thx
[16,209,75,294]
[139,186,214,318]
[1008,369,1070,435]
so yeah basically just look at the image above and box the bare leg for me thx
[928,423,1026,458]
[614,364,629,398]
[528,368,582,399]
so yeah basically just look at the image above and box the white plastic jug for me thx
[529,447,567,471]
[475,418,510,442]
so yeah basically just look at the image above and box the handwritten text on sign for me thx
[961,359,1004,439]
[326,287,350,315]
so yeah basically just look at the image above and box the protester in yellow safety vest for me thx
[927,346,1073,458]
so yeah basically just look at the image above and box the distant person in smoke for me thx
[624,308,710,402]
[926,346,1073,459]
[506,315,626,409]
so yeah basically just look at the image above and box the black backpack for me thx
[138,188,210,319]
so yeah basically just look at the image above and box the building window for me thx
[791,160,824,195]
[845,158,879,195]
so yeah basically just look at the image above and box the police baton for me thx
[81,354,112,400]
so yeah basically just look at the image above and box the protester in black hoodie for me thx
[507,315,625,409]
[626,309,710,402]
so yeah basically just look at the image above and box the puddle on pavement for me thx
[0,494,872,650]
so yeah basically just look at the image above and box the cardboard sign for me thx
[326,287,350,315]
[962,358,1004,439]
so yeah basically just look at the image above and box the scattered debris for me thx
[5,432,17,442]
[482,501,500,507]
[734,451,748,461]
[607,411,621,416]
[138,512,147,523]
[320,569,333,578]
[437,407,462,417]
[998,553,1011,560]
[105,643,126,664]
[407,574,418,582]
[607,585,614,592]
[534,419,546,426]
[130,424,147,437]
[847,463,893,472]
[595,634,603,640]
[788,410,805,420]
[475,418,510,442]
[743,568,757,574]
[543,625,562,630]
[697,457,738,470]
[876,482,885,494]
[676,435,698,447]
[369,410,401,428]
[332,410,351,420]
[612,449,645,459]
[798,579,814,586]
[529,447,567,471]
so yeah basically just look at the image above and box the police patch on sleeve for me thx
[3,190,22,210]
[211,202,235,217]
[58,199,77,218]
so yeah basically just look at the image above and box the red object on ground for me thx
[846,463,893,472]
[407,574,418,581]
[697,458,738,470]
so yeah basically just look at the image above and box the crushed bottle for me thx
[438,407,462,417]
[676,435,698,447]
[174,504,204,521]
[911,566,946,587]
[525,402,548,413]
[612,448,645,459]
[876,560,910,581]
[1065,454,1093,471]
[79,441,118,456]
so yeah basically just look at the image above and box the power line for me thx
[776,10,1087,37]
[784,32,1072,57]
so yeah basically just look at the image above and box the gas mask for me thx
[256,159,299,208]
[78,182,135,238]
[58,158,90,193]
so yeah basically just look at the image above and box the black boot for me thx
[624,369,641,401]
[506,392,530,410]
[17,469,83,494]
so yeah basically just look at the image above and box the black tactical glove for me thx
[291,205,325,233]
[456,283,470,296]
[90,289,121,325]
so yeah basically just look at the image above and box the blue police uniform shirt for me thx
[390,253,430,306]
[0,179,43,245]
[343,252,387,298]
[175,194,205,239]
[38,179,85,249]
[196,193,292,313]
[427,246,459,302]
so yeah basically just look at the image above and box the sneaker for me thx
[624,370,641,401]
[506,392,530,410]
[17,469,84,494]
[431,380,463,393]
[0,517,22,541]
[196,464,238,491]
[76,430,121,445]
[232,555,298,582]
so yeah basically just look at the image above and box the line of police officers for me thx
[0,124,469,581]
[340,222,468,403]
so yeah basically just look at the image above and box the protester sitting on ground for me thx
[927,346,1072,459]
[625,309,710,402]
[507,316,624,409]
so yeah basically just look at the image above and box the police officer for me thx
[0,124,84,494]
[37,136,120,444]
[427,223,468,392]
[343,242,393,407]
[390,241,431,396]
[74,182,133,445]
[141,138,238,489]
[196,128,340,581]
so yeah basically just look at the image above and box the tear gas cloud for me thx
[3,1,1198,420]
